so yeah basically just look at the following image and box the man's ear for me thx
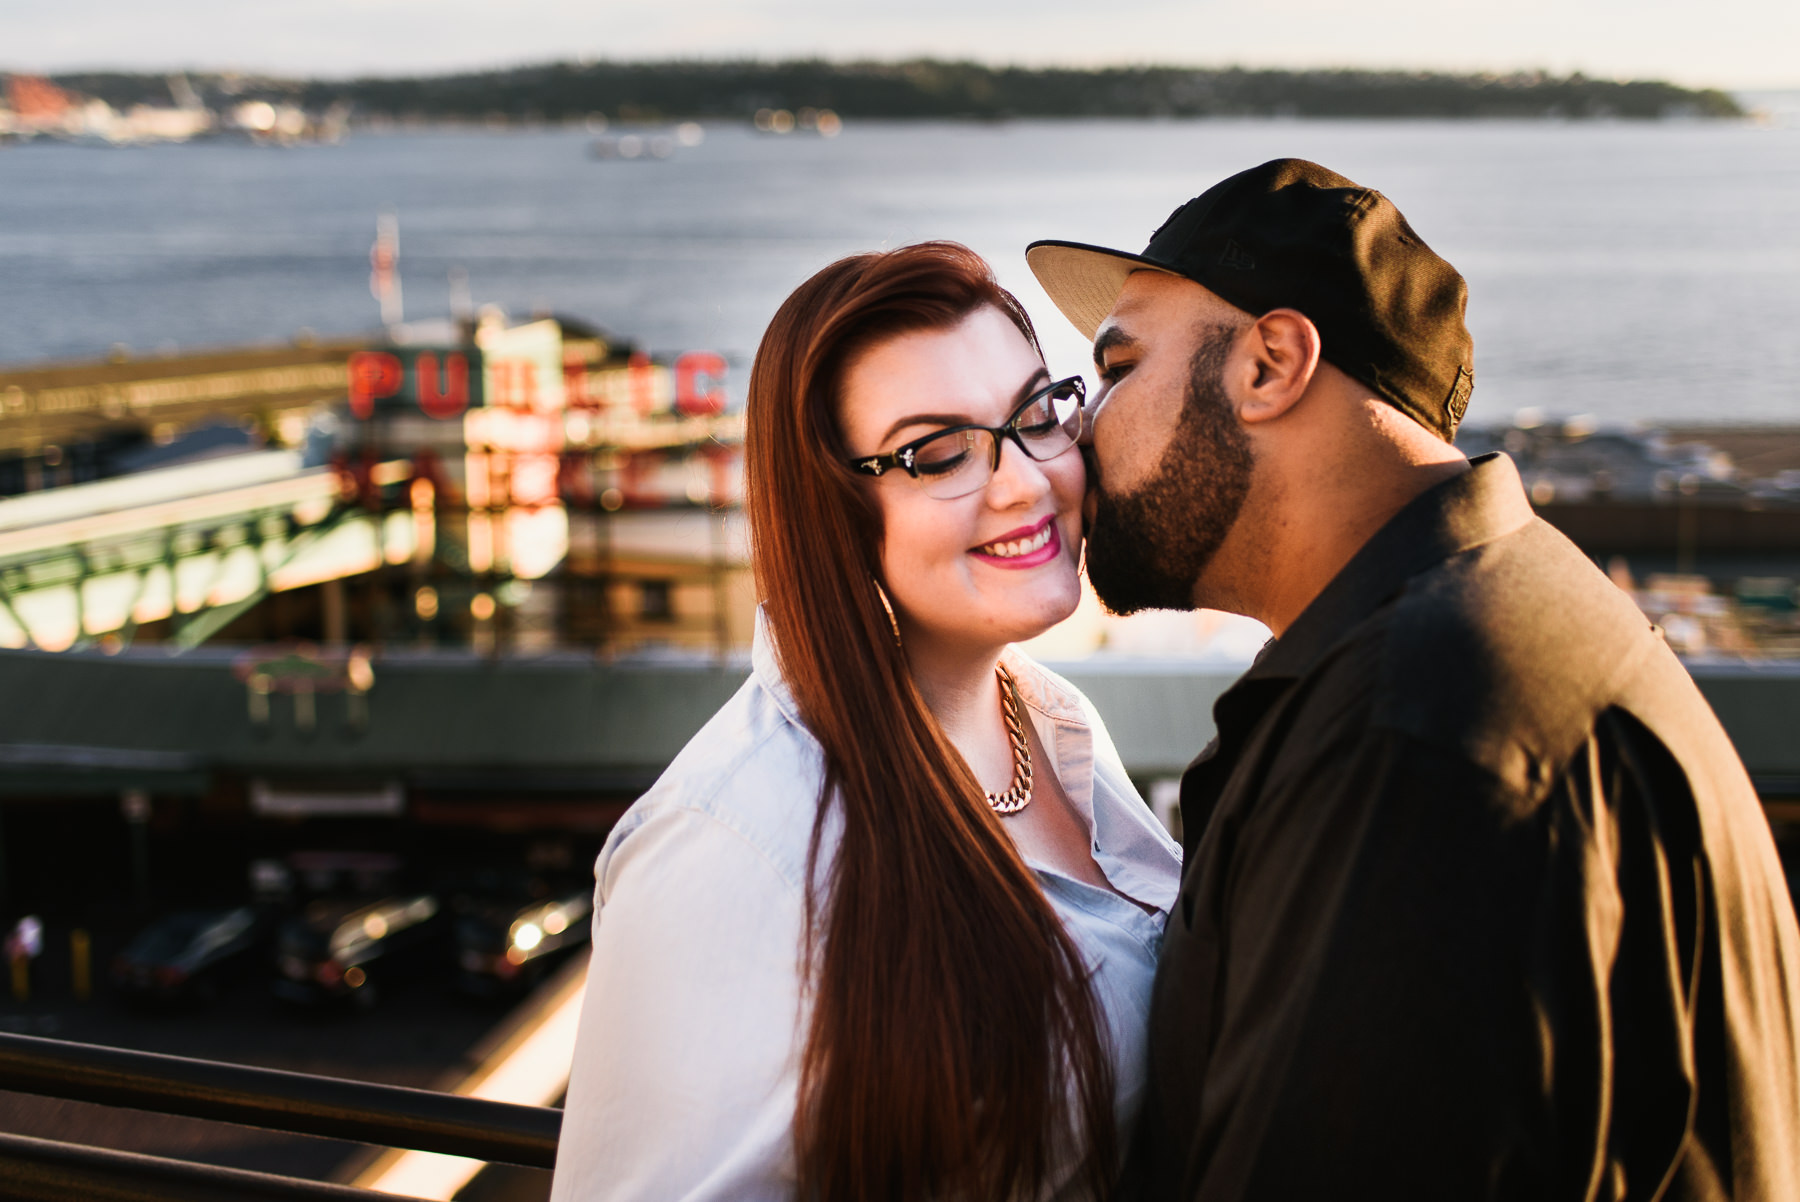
[1234,308,1322,425]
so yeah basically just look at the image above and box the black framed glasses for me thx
[847,376,1086,500]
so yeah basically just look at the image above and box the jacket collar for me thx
[1246,452,1535,685]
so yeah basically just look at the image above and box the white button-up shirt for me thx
[551,617,1182,1201]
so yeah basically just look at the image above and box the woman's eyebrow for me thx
[1013,366,1052,402]
[879,413,969,444]
[877,369,1053,446]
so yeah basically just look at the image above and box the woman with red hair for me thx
[552,243,1180,1202]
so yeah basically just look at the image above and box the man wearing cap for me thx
[1028,159,1800,1199]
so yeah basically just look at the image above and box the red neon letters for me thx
[416,352,470,419]
[674,351,728,416]
[347,351,403,419]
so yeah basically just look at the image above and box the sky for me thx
[3,0,1796,89]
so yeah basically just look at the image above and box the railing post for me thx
[121,788,152,911]
[69,929,91,1001]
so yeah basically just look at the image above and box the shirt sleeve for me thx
[1175,708,1707,1200]
[549,805,808,1202]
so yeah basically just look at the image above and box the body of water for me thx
[2,118,1797,427]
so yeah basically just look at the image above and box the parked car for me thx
[273,894,441,1008]
[454,888,592,995]
[111,906,269,1006]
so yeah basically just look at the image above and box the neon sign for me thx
[346,349,475,420]
[416,352,470,419]
[674,352,728,415]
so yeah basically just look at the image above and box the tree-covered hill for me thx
[45,60,1744,123]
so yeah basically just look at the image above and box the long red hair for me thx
[743,242,1115,1201]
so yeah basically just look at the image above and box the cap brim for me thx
[1025,240,1176,341]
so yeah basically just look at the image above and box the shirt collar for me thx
[754,604,1093,729]
[1246,452,1535,685]
[755,606,1175,907]
[1001,646,1090,725]
[750,605,805,727]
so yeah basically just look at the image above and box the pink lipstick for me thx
[969,515,1063,570]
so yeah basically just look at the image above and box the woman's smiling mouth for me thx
[970,515,1062,569]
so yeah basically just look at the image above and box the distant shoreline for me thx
[40,61,1745,124]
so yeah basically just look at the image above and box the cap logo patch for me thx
[1218,239,1256,270]
[1148,200,1191,243]
[1446,365,1474,425]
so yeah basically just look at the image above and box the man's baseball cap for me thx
[1026,158,1475,441]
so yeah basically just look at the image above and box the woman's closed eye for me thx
[1013,400,1060,438]
[912,431,979,476]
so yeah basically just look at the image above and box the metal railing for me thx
[0,1132,398,1202]
[0,1030,560,1201]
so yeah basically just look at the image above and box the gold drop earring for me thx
[872,579,902,645]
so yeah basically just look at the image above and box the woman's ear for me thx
[1236,308,1322,425]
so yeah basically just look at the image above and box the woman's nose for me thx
[986,436,1051,508]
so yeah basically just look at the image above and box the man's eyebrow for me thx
[1093,326,1139,366]
[876,368,1051,445]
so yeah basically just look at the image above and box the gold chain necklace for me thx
[985,664,1034,815]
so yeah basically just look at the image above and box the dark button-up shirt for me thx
[1131,453,1800,1201]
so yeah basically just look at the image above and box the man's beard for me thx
[1084,331,1254,615]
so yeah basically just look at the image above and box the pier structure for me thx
[0,317,748,659]
[0,315,758,983]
